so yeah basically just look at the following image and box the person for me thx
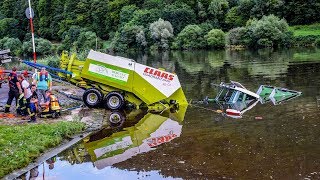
[46,156,56,170]
[29,166,39,180]
[30,84,39,115]
[40,90,60,117]
[0,66,4,88]
[33,67,52,103]
[18,74,36,122]
[5,67,22,113]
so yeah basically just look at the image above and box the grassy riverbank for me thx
[290,23,320,36]
[0,121,85,178]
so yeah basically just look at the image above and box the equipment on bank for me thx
[23,50,188,113]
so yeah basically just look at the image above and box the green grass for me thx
[290,23,320,37]
[0,121,85,178]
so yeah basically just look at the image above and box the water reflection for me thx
[87,111,184,169]
[16,106,187,180]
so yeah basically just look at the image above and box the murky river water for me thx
[20,48,320,179]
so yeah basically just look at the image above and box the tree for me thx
[0,37,22,55]
[0,18,24,39]
[246,15,293,48]
[120,5,138,27]
[149,18,174,50]
[173,24,205,49]
[226,27,248,46]
[205,29,226,49]
[111,24,147,52]
[207,0,229,29]
[162,3,196,34]
[22,38,53,56]
[75,31,102,51]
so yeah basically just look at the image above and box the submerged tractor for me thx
[58,50,188,113]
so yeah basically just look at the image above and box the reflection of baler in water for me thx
[61,50,188,113]
[83,106,186,169]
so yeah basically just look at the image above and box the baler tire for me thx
[104,92,124,110]
[108,111,126,126]
[83,88,103,108]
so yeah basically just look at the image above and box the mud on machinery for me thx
[24,50,188,114]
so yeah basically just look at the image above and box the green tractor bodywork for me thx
[84,106,186,168]
[256,85,302,105]
[62,50,188,113]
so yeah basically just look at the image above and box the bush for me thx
[226,27,249,46]
[110,24,147,52]
[246,15,293,48]
[22,38,53,56]
[0,18,24,40]
[0,37,22,56]
[75,31,103,51]
[205,29,226,49]
[173,25,205,50]
[293,35,320,47]
[149,18,174,50]
[315,38,320,47]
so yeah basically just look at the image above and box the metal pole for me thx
[28,0,37,63]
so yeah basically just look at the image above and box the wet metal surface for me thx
[16,48,320,179]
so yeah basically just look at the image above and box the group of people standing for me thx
[4,67,52,122]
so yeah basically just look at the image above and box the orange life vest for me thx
[50,95,60,110]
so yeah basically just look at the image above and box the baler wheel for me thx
[83,88,103,108]
[105,92,124,110]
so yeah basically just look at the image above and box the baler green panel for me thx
[81,59,134,92]
[132,72,167,104]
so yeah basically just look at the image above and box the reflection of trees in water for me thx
[58,144,91,165]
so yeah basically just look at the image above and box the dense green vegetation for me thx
[0,121,84,178]
[0,0,319,54]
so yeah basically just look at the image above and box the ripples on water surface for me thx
[19,48,320,179]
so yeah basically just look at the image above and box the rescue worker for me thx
[30,84,39,114]
[5,67,22,113]
[0,66,4,88]
[40,90,60,117]
[33,67,52,103]
[17,74,36,122]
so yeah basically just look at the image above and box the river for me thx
[18,48,320,179]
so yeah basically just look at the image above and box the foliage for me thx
[0,37,22,55]
[225,7,246,28]
[290,23,320,37]
[22,38,53,56]
[173,24,205,50]
[226,27,249,46]
[207,0,229,29]
[120,5,139,27]
[111,24,147,52]
[245,15,293,48]
[161,3,196,34]
[0,18,24,40]
[149,18,174,50]
[0,121,84,178]
[205,29,226,49]
[315,38,320,47]
[75,31,103,52]
[293,35,320,47]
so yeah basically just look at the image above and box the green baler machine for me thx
[67,50,188,113]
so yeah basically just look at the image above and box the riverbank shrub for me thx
[149,18,174,50]
[110,24,147,52]
[293,35,320,47]
[0,37,22,56]
[205,29,226,49]
[22,38,53,56]
[226,27,249,46]
[172,25,205,50]
[227,14,293,48]
[0,121,84,178]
